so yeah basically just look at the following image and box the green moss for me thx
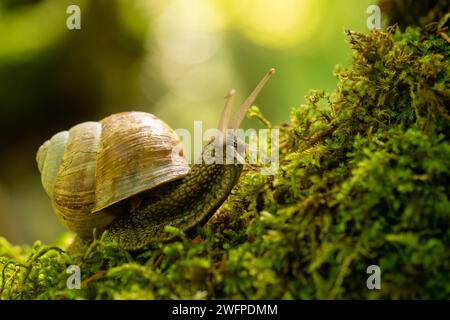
[1,25,449,300]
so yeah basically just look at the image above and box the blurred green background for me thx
[0,0,374,245]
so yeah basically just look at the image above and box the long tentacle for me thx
[231,68,276,129]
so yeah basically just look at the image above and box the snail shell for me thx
[36,112,189,239]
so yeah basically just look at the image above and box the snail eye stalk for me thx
[216,68,276,157]
[231,68,276,130]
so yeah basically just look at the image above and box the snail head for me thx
[203,68,276,165]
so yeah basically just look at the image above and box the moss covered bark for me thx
[1,24,449,299]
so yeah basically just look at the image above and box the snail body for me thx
[36,69,275,250]
[107,159,242,250]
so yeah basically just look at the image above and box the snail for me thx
[36,68,275,250]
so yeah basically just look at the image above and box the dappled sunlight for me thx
[155,0,225,65]
[224,0,322,48]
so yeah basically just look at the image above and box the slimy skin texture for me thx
[106,161,243,250]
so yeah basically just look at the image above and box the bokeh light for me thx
[225,0,322,48]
